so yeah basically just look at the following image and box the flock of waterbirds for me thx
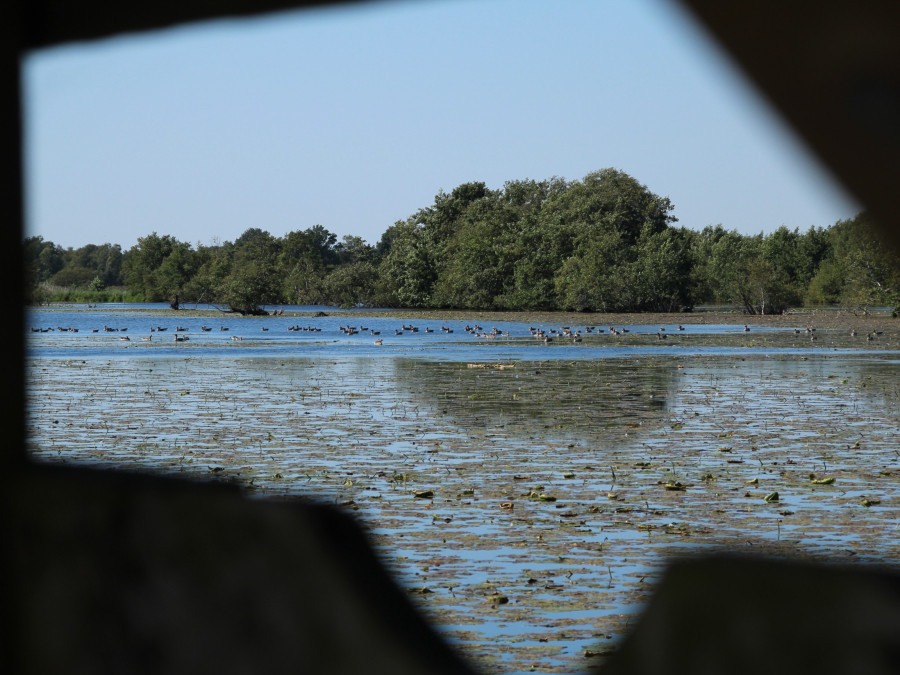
[29,320,892,346]
[31,322,661,344]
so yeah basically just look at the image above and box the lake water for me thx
[25,306,900,674]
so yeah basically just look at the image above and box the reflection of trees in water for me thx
[393,358,678,443]
[846,361,900,408]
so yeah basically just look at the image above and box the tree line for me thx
[24,168,900,314]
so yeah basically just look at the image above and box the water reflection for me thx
[393,359,678,445]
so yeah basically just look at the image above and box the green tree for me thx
[374,221,435,307]
[700,230,763,311]
[303,225,339,267]
[323,261,378,307]
[334,235,373,265]
[48,266,97,287]
[688,225,728,303]
[740,257,797,315]
[542,168,676,246]
[626,227,695,312]
[419,182,492,263]
[183,243,232,305]
[805,259,845,305]
[548,170,680,312]
[431,198,512,309]
[554,228,628,311]
[23,236,65,287]
[830,214,900,313]
[795,226,831,290]
[278,229,331,304]
[122,233,187,301]
[153,241,197,301]
[222,229,280,314]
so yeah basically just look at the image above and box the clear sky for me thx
[22,0,860,251]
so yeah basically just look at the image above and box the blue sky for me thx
[22,0,859,251]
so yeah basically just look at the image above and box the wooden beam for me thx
[19,0,378,49]
[680,0,900,246]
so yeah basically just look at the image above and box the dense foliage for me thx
[24,169,900,314]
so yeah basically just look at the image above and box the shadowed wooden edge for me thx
[17,0,378,49]
[600,554,900,675]
[680,0,900,249]
[8,463,479,674]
